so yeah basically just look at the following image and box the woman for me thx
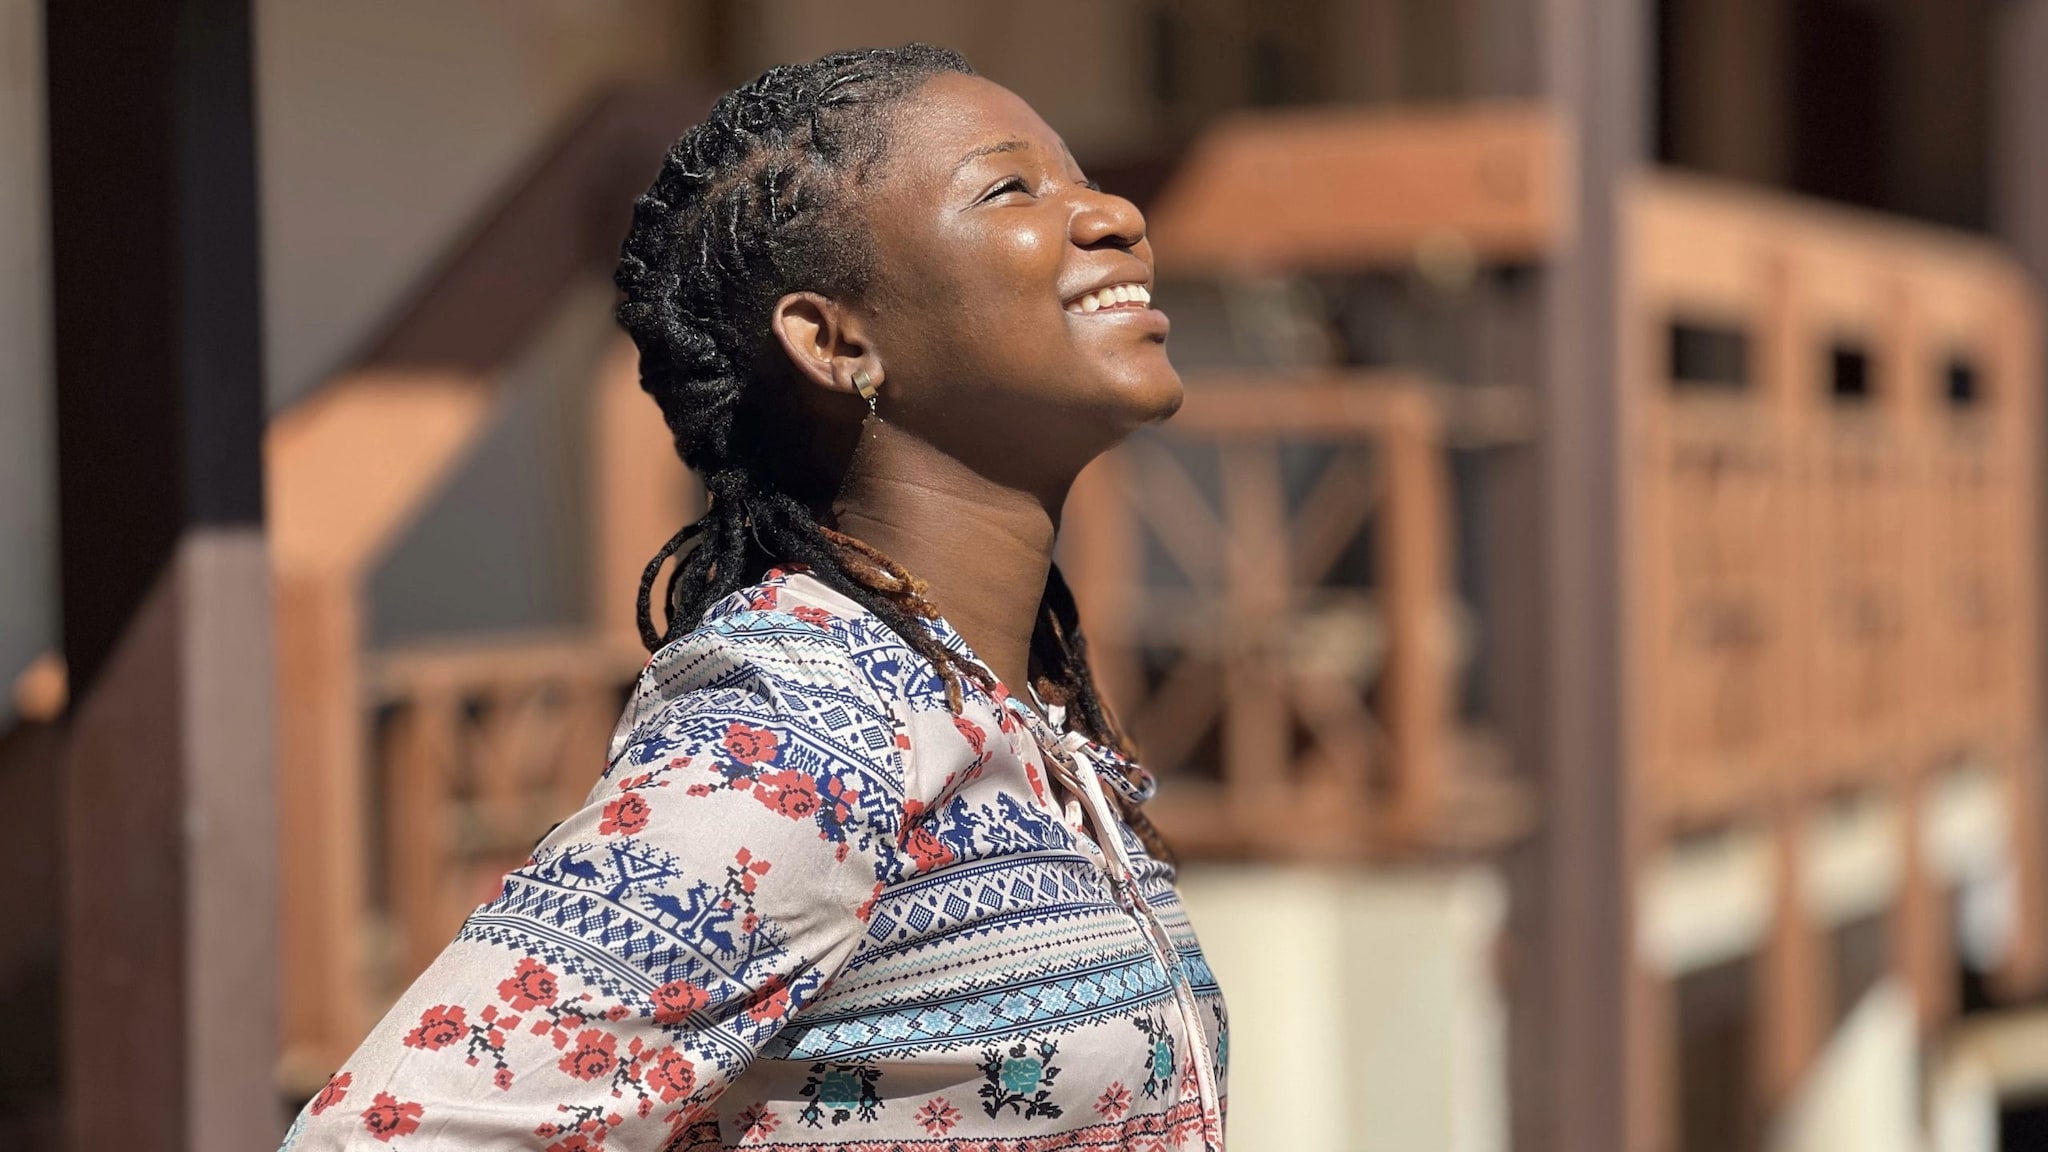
[283,44,1224,1151]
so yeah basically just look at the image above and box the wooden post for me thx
[1994,0,2048,1001]
[45,1,278,1147]
[1379,389,1452,841]
[1504,0,1642,1148]
[1060,453,1142,716]
[1895,778,1957,1027]
[591,335,699,650]
[1218,440,1292,817]
[384,685,456,981]
[1757,809,1823,1111]
[264,369,492,1084]
[270,572,370,1087]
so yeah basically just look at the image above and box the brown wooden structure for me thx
[1622,173,2048,1133]
[272,341,690,1088]
[1147,104,1566,275]
[1114,109,2048,1150]
[1062,376,1533,859]
[267,88,704,1088]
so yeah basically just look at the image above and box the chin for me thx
[1109,360,1185,428]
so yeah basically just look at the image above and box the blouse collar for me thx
[719,568,1159,806]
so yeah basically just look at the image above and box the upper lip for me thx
[1060,265,1154,307]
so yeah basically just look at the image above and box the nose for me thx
[1070,186,1147,252]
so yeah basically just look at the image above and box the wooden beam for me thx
[265,371,494,579]
[45,2,278,1148]
[363,86,710,374]
[1147,105,1568,275]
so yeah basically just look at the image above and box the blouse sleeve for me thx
[281,611,910,1150]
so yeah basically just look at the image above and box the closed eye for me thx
[980,176,1030,203]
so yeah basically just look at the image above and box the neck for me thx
[830,431,1063,695]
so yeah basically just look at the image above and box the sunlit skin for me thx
[771,71,1182,695]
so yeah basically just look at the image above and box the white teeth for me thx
[1065,282,1153,313]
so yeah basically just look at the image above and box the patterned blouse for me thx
[281,569,1228,1151]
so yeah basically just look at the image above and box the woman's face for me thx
[844,71,1182,490]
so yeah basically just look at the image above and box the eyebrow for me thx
[952,139,1031,174]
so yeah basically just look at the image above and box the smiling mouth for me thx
[1064,282,1153,314]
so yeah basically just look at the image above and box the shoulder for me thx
[628,570,880,709]
[604,571,901,775]
[688,568,960,714]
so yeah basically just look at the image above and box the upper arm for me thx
[282,617,908,1149]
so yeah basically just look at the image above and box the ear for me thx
[770,291,880,399]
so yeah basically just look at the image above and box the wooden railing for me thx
[1622,172,2048,1115]
[367,636,646,994]
[1062,374,1532,860]
[1627,173,2043,848]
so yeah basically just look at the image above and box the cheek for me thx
[998,224,1050,262]
[965,221,1059,309]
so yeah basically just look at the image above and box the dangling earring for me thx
[853,368,882,441]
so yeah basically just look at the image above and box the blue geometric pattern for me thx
[764,956,1178,1060]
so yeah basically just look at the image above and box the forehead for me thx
[874,72,1066,184]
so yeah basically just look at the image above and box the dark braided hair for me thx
[613,45,1168,857]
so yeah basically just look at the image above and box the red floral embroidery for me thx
[309,1070,350,1115]
[791,605,834,627]
[598,792,651,836]
[723,723,779,765]
[360,1092,423,1143]
[856,879,885,923]
[645,1046,697,1102]
[498,957,559,1010]
[915,1097,963,1136]
[732,847,773,894]
[744,973,792,1023]
[1096,1082,1133,1121]
[750,769,820,819]
[537,1098,631,1146]
[824,776,859,822]
[900,798,955,871]
[393,995,522,1088]
[1025,760,1051,807]
[953,715,988,756]
[401,1003,466,1051]
[650,978,709,1025]
[736,1103,779,1142]
[558,1028,619,1081]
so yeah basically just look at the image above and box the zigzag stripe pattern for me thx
[762,956,1179,1061]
